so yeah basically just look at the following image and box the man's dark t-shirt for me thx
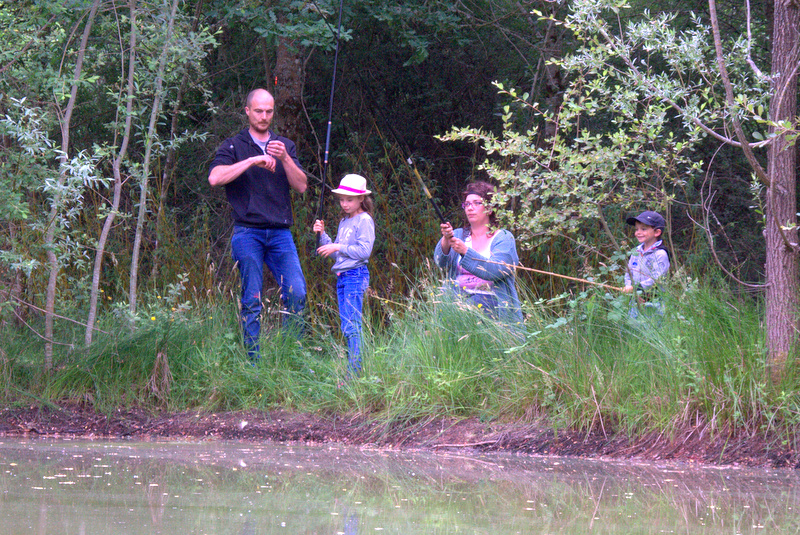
[209,128,304,229]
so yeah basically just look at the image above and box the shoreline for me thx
[1,404,797,469]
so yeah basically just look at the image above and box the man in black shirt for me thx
[209,89,307,361]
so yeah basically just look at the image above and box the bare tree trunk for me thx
[150,80,183,284]
[85,0,137,346]
[261,37,275,94]
[764,0,800,380]
[129,0,180,314]
[8,222,25,328]
[44,0,100,367]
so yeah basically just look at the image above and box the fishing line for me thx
[313,0,346,246]
[319,27,617,293]
[353,74,624,292]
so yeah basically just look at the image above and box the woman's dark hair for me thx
[461,180,498,230]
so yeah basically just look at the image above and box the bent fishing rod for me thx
[313,0,346,248]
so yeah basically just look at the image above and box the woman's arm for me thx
[434,228,462,269]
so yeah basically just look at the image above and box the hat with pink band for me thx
[331,174,372,196]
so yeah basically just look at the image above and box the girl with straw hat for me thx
[313,174,376,380]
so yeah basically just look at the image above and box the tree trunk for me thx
[45,0,100,366]
[150,0,204,283]
[765,0,800,380]
[85,0,137,346]
[129,0,180,315]
[8,222,25,328]
[539,11,566,140]
[273,34,306,146]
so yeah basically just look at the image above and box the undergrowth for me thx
[2,273,799,447]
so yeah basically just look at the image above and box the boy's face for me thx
[633,221,662,248]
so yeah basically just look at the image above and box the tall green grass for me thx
[2,273,799,445]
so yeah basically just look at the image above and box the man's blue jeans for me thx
[337,265,369,375]
[231,226,307,360]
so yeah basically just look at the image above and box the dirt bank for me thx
[0,404,797,469]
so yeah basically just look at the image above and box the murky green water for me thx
[0,438,798,534]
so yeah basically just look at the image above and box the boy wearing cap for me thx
[624,211,670,318]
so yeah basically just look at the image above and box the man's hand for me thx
[266,140,289,163]
[208,154,275,187]
[251,154,276,172]
[266,139,307,193]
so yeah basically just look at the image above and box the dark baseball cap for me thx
[626,210,666,230]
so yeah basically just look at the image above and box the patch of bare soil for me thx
[0,404,797,469]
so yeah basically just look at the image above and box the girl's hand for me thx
[313,219,324,233]
[316,243,340,257]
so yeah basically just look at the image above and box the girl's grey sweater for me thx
[318,212,375,274]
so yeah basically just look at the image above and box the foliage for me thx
[0,0,217,316]
[1,0,794,440]
[0,97,52,276]
[437,0,773,261]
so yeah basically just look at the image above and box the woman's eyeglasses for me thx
[461,200,484,209]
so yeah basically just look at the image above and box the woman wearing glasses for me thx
[434,181,524,329]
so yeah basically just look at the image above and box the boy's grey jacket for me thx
[433,228,524,327]
[318,211,375,274]
[624,240,670,290]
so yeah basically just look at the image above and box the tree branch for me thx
[689,171,766,289]
[595,22,772,155]
[708,0,770,186]
[744,0,766,79]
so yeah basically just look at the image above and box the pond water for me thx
[0,438,798,534]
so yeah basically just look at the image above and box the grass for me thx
[2,273,799,447]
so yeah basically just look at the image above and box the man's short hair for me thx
[245,89,272,108]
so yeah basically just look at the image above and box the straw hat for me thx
[331,174,371,196]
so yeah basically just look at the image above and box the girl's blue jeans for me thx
[337,265,369,375]
[231,226,307,361]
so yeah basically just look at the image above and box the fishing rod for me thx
[405,150,447,225]
[471,257,627,292]
[353,69,446,225]
[382,123,446,225]
[313,0,346,247]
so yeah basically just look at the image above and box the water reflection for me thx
[0,438,798,534]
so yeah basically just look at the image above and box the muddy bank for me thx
[0,404,797,469]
